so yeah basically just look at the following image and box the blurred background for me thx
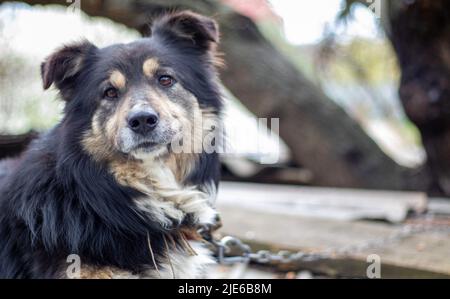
[0,0,449,278]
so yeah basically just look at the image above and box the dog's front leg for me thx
[178,190,218,226]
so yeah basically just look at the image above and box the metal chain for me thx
[201,217,450,267]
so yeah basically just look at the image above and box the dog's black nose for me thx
[128,111,159,135]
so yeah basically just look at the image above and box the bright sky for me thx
[0,3,140,59]
[0,1,381,50]
[269,0,380,44]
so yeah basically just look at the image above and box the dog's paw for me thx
[195,204,218,225]
[179,199,218,226]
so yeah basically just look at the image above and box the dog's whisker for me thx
[163,235,176,279]
[179,231,198,256]
[166,233,177,250]
[146,232,161,278]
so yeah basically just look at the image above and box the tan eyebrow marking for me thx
[143,58,159,77]
[109,70,126,89]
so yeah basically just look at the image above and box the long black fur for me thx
[0,11,222,278]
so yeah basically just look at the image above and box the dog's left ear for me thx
[151,11,219,51]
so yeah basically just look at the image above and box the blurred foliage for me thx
[0,49,62,133]
[340,0,370,18]
[257,20,317,82]
[255,12,424,165]
[317,37,400,84]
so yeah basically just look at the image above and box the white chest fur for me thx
[144,241,215,279]
[123,156,218,228]
[107,153,217,278]
[75,240,214,279]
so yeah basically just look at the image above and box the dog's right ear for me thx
[41,41,96,94]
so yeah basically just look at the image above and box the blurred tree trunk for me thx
[386,0,450,195]
[9,0,428,190]
[0,132,37,159]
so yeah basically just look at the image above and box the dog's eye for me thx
[158,75,175,87]
[104,87,118,99]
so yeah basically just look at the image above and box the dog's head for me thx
[41,11,222,161]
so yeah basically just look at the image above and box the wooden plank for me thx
[0,132,37,159]
[217,182,427,223]
[208,264,279,279]
[217,204,404,253]
[355,232,450,276]
[428,198,450,215]
[216,205,450,277]
[215,184,450,278]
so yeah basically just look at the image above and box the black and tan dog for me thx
[0,11,223,278]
